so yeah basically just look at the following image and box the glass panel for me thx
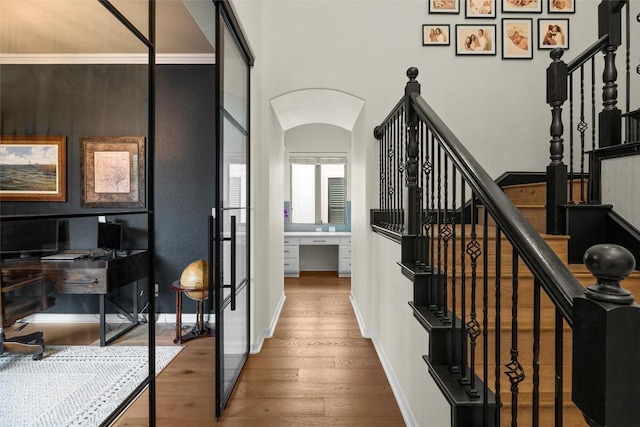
[110,0,149,40]
[221,281,248,397]
[222,117,247,209]
[0,1,147,55]
[222,25,248,129]
[0,1,152,425]
[216,13,250,419]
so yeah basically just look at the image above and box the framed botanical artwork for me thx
[501,0,541,13]
[428,0,460,14]
[548,0,574,13]
[80,136,145,208]
[503,18,533,59]
[0,135,66,202]
[455,25,497,55]
[465,0,496,18]
[423,25,451,46]
[538,19,569,49]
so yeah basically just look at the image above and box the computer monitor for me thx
[97,222,123,253]
[0,219,59,259]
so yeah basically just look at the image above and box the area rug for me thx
[0,345,183,426]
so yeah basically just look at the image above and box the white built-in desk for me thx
[284,232,351,277]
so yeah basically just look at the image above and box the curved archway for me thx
[270,88,364,131]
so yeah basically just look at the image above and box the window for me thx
[290,156,347,225]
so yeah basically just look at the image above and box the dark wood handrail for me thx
[567,35,609,73]
[410,93,585,325]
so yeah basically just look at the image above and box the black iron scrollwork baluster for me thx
[464,208,481,398]
[505,248,525,427]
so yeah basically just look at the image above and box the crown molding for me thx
[0,53,216,65]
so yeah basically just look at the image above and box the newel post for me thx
[572,244,640,427]
[404,67,421,236]
[598,0,623,147]
[546,48,568,235]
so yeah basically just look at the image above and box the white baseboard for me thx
[349,293,418,427]
[251,292,286,354]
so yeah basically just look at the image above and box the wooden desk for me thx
[1,250,148,346]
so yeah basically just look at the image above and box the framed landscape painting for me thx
[80,136,145,208]
[0,135,67,202]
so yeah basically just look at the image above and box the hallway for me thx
[115,272,406,426]
[219,272,405,425]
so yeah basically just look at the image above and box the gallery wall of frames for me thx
[423,0,574,59]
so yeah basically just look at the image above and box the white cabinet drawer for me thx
[283,237,299,245]
[283,259,299,273]
[339,245,351,259]
[299,237,339,245]
[283,245,299,259]
[340,237,351,245]
[339,258,351,273]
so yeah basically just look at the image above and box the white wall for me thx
[229,0,638,423]
[602,155,640,231]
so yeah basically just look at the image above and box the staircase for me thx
[436,179,640,427]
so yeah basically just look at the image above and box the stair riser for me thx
[502,180,588,205]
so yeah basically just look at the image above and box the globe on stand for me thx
[172,259,215,344]
[179,259,209,300]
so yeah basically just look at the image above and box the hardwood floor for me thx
[79,271,403,426]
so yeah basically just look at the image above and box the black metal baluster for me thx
[441,155,451,324]
[532,279,541,427]
[505,248,525,427]
[459,182,467,376]
[482,208,489,425]
[384,122,390,228]
[555,309,564,427]
[436,141,443,317]
[391,112,397,230]
[494,227,502,427]
[399,110,405,232]
[430,132,437,311]
[464,196,481,397]
[579,65,587,203]
[449,167,459,371]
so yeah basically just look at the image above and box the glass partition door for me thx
[213,2,251,419]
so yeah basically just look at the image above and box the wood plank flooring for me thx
[116,271,405,426]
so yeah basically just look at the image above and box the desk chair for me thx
[0,272,54,360]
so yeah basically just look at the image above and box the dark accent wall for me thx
[154,64,216,314]
[1,63,216,314]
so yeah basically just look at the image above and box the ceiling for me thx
[0,0,214,55]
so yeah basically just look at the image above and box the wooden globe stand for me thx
[171,280,214,344]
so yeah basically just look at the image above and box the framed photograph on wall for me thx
[0,135,66,202]
[428,0,460,14]
[423,25,451,45]
[548,0,574,13]
[501,0,541,13]
[455,25,497,55]
[465,0,496,18]
[80,136,145,208]
[538,19,569,49]
[503,18,533,59]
